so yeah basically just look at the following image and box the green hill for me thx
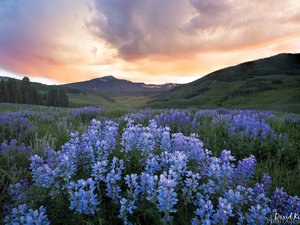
[146,53,300,113]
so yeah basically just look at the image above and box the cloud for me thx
[90,46,98,58]
[86,0,300,62]
[0,0,96,82]
[85,0,192,61]
[189,0,230,15]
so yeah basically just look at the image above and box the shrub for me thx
[272,80,283,84]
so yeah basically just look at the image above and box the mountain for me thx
[146,53,300,113]
[60,75,180,92]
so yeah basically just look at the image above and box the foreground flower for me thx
[4,204,50,225]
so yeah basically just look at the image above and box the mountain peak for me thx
[102,75,116,79]
[94,75,117,82]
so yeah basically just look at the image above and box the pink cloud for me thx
[0,0,93,80]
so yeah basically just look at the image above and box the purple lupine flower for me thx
[182,171,201,204]
[124,174,141,200]
[231,155,256,187]
[105,169,122,203]
[91,160,108,182]
[9,179,30,205]
[192,198,215,224]
[156,172,179,223]
[146,175,159,204]
[68,178,100,215]
[4,204,50,225]
[118,198,137,225]
[212,197,234,224]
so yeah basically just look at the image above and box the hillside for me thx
[146,53,300,113]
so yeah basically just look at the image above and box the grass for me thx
[113,95,155,108]
[68,92,155,109]
[68,93,116,109]
[145,79,300,113]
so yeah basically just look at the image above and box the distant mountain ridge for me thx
[0,76,20,82]
[1,75,180,96]
[60,75,180,92]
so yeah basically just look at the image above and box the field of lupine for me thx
[1,103,300,224]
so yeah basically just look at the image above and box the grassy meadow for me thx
[1,103,300,224]
[67,92,156,109]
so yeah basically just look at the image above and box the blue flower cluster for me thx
[68,178,100,214]
[68,106,103,118]
[118,198,137,225]
[38,115,55,125]
[270,187,300,215]
[9,179,30,205]
[227,114,277,141]
[3,204,50,225]
[154,109,197,134]
[0,105,109,156]
[104,157,125,203]
[1,139,31,156]
[6,115,300,224]
[0,115,37,143]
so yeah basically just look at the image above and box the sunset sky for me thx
[1,0,300,85]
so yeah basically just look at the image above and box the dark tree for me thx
[53,88,58,107]
[47,88,54,106]
[6,78,19,103]
[19,77,33,104]
[42,93,47,101]
[0,79,9,102]
[17,88,23,104]
[58,89,69,108]
[47,87,58,107]
[32,86,43,105]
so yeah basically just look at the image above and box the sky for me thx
[0,0,300,85]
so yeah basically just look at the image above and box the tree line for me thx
[0,77,69,107]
